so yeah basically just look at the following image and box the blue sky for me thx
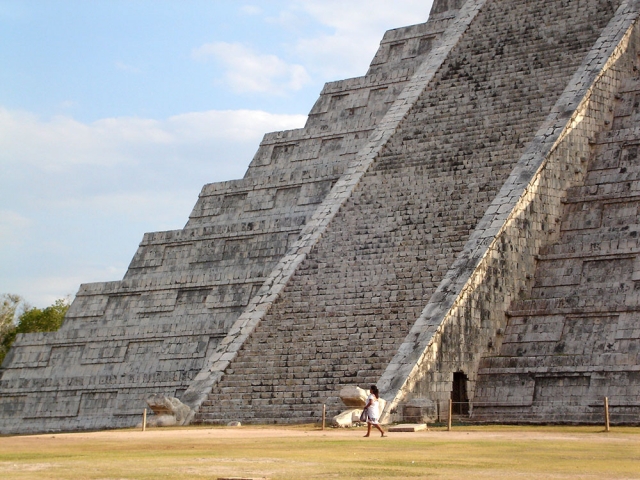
[0,0,433,307]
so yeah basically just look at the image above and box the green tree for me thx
[1,294,23,330]
[0,297,69,366]
[0,294,25,365]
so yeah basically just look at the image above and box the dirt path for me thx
[7,424,637,444]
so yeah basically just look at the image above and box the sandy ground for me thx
[6,423,637,444]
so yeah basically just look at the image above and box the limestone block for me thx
[402,399,437,423]
[331,408,363,427]
[388,423,428,432]
[339,385,368,407]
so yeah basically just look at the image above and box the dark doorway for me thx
[451,371,469,415]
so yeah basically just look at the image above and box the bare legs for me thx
[364,422,386,437]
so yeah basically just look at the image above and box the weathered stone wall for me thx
[2,0,638,434]
[472,26,640,424]
[195,0,624,425]
[0,0,457,435]
[245,10,458,179]
[379,1,640,423]
[185,0,486,419]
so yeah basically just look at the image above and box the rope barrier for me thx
[418,399,640,428]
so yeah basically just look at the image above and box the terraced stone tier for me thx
[196,0,622,425]
[244,17,453,178]
[0,0,457,435]
[473,77,640,425]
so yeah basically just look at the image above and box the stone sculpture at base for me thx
[332,386,387,427]
[143,395,194,427]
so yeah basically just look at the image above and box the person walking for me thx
[363,385,386,437]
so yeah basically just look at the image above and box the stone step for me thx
[197,0,621,424]
[478,358,640,374]
[595,125,640,144]
[539,238,640,258]
[507,302,640,317]
[566,183,640,202]
[535,250,640,262]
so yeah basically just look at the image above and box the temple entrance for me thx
[451,371,470,415]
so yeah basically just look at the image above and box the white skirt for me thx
[366,412,379,425]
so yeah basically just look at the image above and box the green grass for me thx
[1,424,639,479]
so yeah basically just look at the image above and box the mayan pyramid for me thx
[2,0,640,434]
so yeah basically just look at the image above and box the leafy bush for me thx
[0,296,69,366]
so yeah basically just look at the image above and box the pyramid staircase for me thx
[0,1,457,434]
[1,0,637,434]
[196,0,623,425]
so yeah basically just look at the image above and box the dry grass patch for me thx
[1,424,639,479]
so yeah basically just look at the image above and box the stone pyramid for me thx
[2,0,640,433]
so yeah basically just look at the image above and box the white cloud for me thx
[265,10,300,28]
[0,210,32,248]
[295,0,433,31]
[288,0,434,78]
[168,109,307,141]
[14,271,115,307]
[115,61,142,74]
[0,106,307,306]
[50,190,196,222]
[0,107,306,170]
[0,0,435,308]
[58,100,77,110]
[190,1,432,94]
[192,42,311,95]
[240,5,262,15]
